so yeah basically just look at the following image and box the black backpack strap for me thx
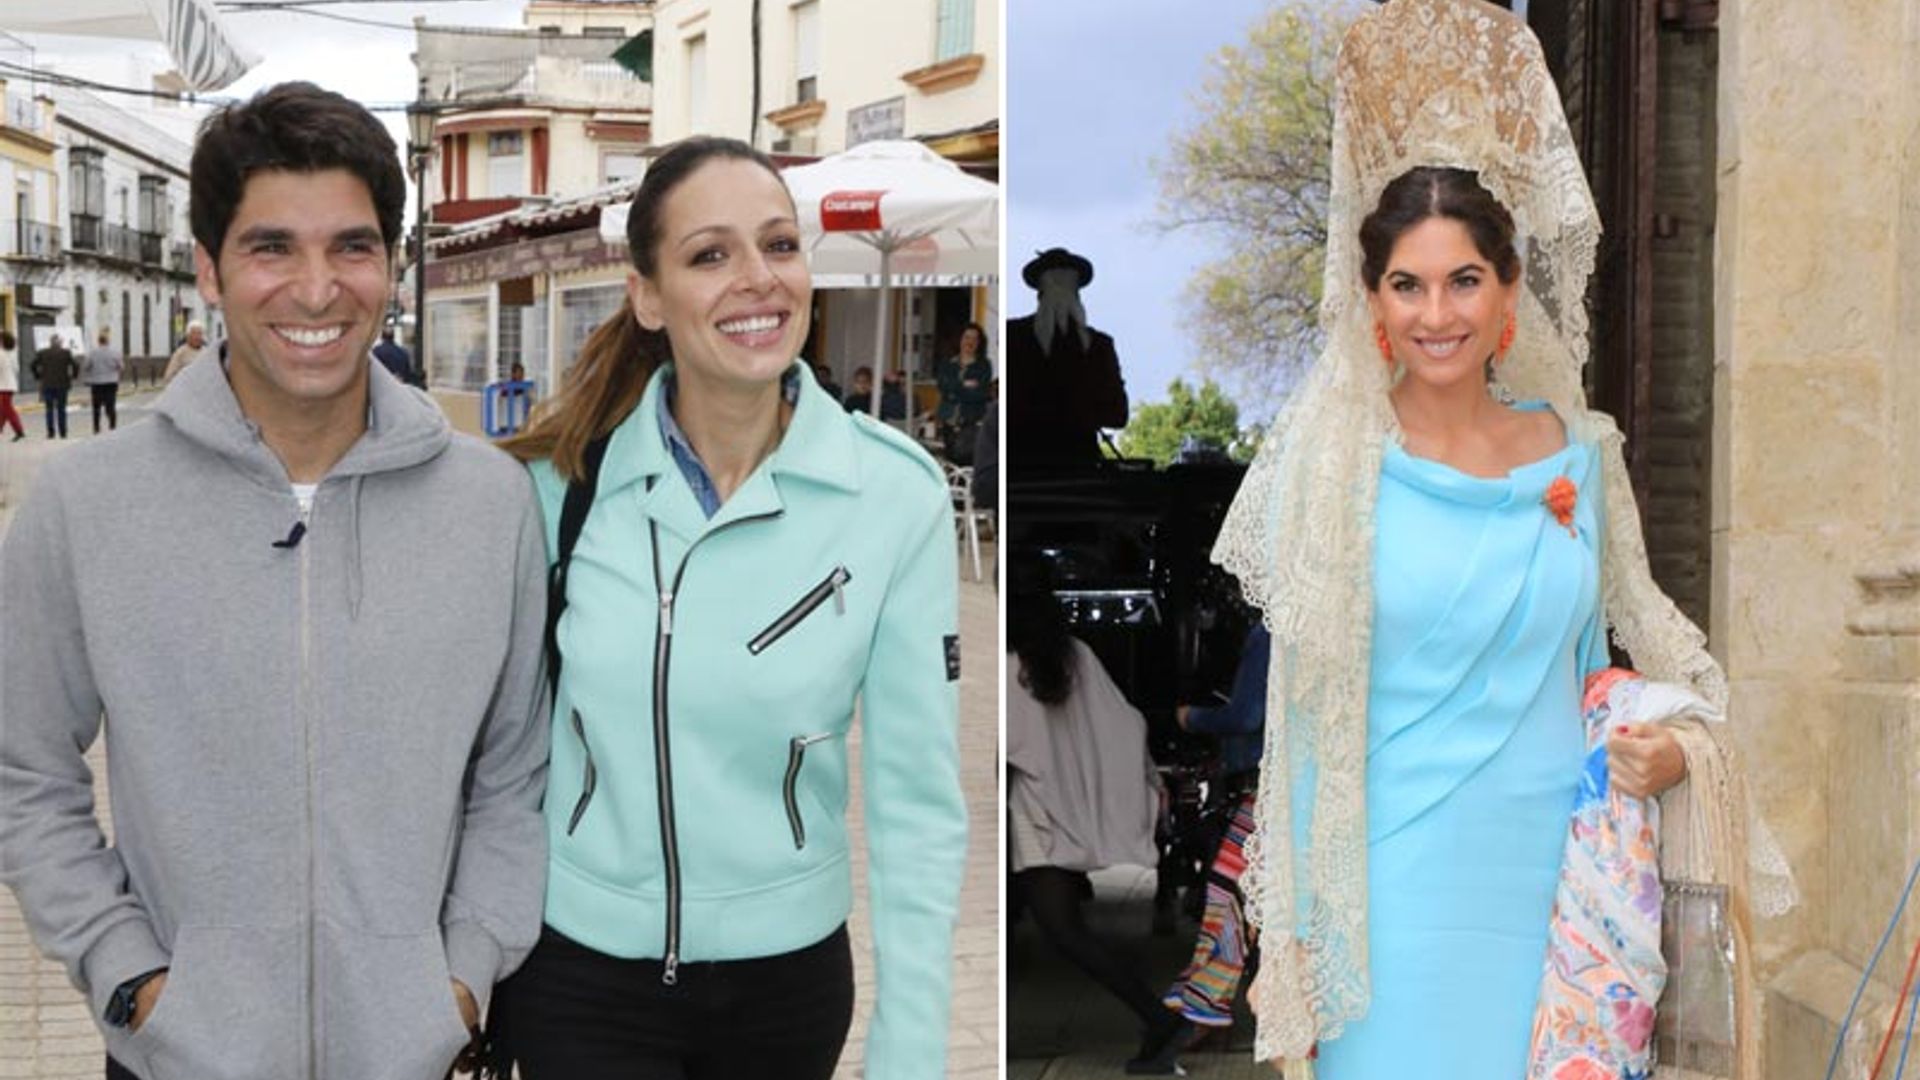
[544,434,612,705]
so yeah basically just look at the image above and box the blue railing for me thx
[483,379,537,437]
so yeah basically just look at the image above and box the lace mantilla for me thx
[1209,0,1793,1065]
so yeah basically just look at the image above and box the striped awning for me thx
[9,0,259,92]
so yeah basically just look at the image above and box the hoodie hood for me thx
[155,351,454,618]
[155,348,452,491]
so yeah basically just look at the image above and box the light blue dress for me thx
[1316,406,1607,1078]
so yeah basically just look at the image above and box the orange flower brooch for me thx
[1545,476,1578,536]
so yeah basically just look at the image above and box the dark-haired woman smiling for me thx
[493,136,967,1080]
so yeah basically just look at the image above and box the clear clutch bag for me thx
[1656,880,1737,1077]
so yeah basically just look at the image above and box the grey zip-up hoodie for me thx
[0,357,551,1080]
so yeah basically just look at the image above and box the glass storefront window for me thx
[498,297,551,394]
[428,297,489,391]
[555,284,624,384]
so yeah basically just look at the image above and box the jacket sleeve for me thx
[859,479,968,1080]
[0,462,171,1021]
[439,481,552,1016]
[1185,625,1270,737]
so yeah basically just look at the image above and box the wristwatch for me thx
[104,967,169,1029]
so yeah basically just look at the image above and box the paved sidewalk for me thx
[0,417,1001,1079]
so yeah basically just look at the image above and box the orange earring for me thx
[1375,322,1394,365]
[1497,313,1516,359]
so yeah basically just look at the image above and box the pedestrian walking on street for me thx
[0,330,24,440]
[162,321,209,385]
[0,82,552,1080]
[83,326,125,433]
[492,135,968,1080]
[29,333,78,439]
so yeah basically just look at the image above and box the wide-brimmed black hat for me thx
[1022,247,1094,289]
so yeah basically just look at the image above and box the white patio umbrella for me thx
[9,0,259,91]
[781,140,999,427]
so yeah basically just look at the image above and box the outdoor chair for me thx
[945,461,995,582]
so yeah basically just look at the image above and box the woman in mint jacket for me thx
[492,137,968,1079]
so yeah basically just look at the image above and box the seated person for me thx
[843,365,875,413]
[1009,559,1191,1074]
[1161,623,1268,1032]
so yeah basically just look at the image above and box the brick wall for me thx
[1643,28,1717,629]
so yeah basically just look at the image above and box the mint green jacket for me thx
[528,363,966,1078]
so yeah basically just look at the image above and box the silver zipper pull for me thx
[660,591,674,635]
[831,573,846,615]
[662,953,679,986]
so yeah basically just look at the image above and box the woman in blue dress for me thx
[1314,164,1689,1077]
[1203,1,1766,1074]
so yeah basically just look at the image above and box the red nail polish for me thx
[1615,725,1629,735]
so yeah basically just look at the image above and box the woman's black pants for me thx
[491,923,855,1080]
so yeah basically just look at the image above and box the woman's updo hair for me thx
[1359,167,1521,291]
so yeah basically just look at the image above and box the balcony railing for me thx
[2,220,61,260]
[5,92,45,137]
[139,231,164,266]
[69,215,148,263]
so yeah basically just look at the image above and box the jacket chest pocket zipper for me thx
[747,567,852,656]
[566,709,598,836]
[782,732,844,850]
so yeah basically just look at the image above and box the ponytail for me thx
[499,307,670,482]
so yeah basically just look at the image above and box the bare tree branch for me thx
[1151,1,1362,417]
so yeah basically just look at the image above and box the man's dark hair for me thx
[190,82,405,260]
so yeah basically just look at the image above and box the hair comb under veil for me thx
[1208,0,1795,1070]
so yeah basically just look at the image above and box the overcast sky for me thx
[1007,0,1277,408]
[8,1,532,223]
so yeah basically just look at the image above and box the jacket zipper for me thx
[565,709,597,836]
[746,567,852,655]
[646,503,782,986]
[296,497,318,1080]
[782,732,843,850]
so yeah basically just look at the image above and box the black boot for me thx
[1125,1012,1194,1075]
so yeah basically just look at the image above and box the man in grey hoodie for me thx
[0,83,550,1080]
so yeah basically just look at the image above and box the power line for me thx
[217,1,490,6]
[0,59,425,111]
[0,59,641,116]
[0,59,236,107]
[217,5,638,38]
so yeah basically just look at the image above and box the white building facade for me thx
[649,0,995,161]
[53,85,205,385]
[0,73,63,358]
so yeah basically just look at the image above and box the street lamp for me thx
[405,80,436,388]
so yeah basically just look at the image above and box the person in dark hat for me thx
[1005,247,1128,466]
